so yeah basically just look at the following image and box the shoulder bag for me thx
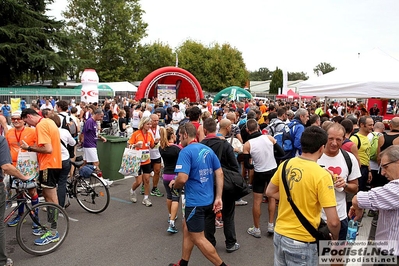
[281,159,331,242]
[216,141,250,200]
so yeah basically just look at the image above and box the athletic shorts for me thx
[139,163,152,174]
[151,157,161,165]
[252,169,276,194]
[185,204,213,233]
[83,147,98,163]
[39,168,61,188]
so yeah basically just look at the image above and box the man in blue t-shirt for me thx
[169,122,228,266]
[1,101,11,125]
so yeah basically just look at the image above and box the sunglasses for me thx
[12,118,22,121]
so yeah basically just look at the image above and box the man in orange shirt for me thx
[21,108,62,246]
[259,101,267,114]
[5,111,39,227]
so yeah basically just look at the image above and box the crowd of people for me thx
[1,95,399,266]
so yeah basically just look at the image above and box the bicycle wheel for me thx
[74,174,110,213]
[16,202,69,256]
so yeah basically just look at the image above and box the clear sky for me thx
[47,0,399,77]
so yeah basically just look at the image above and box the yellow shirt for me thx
[350,133,370,166]
[271,157,336,242]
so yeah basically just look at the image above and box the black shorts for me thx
[151,157,161,165]
[39,168,61,188]
[185,204,213,233]
[252,169,276,194]
[140,163,152,174]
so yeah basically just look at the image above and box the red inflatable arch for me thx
[135,67,204,102]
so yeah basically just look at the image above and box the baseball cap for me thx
[11,111,22,117]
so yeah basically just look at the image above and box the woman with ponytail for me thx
[159,127,181,234]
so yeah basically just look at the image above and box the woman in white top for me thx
[49,114,76,208]
[131,104,142,131]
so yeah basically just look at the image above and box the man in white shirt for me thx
[170,105,184,132]
[318,123,360,240]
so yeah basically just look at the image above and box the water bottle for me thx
[346,219,358,243]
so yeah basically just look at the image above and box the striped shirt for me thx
[357,179,399,255]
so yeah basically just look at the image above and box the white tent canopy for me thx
[299,48,399,98]
[101,82,137,93]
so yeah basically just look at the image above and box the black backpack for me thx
[59,114,77,158]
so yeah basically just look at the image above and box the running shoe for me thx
[6,258,13,266]
[267,223,274,234]
[150,187,164,197]
[32,228,47,236]
[167,225,178,234]
[247,226,261,238]
[140,185,144,195]
[142,198,152,207]
[130,190,137,203]
[235,199,248,206]
[226,242,240,253]
[167,215,178,224]
[7,215,24,227]
[168,261,181,266]
[34,231,59,246]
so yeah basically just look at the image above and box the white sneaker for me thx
[142,198,152,207]
[268,223,274,234]
[105,179,113,187]
[100,178,113,187]
[247,226,261,238]
[130,190,137,203]
[235,199,248,206]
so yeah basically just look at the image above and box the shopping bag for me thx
[118,148,142,176]
[16,150,39,180]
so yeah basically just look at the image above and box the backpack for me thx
[351,134,361,150]
[341,148,353,176]
[266,121,285,137]
[274,121,297,160]
[103,110,110,123]
[369,132,380,161]
[59,114,77,158]
[60,114,78,138]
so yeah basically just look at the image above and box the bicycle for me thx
[4,178,69,256]
[65,158,110,213]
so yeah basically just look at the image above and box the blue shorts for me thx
[185,204,213,233]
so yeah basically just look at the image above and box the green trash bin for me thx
[97,135,129,180]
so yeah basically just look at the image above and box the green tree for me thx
[63,0,147,82]
[136,42,175,80]
[249,67,272,81]
[269,67,283,94]
[313,62,336,76]
[288,71,308,81]
[177,40,248,93]
[0,0,71,87]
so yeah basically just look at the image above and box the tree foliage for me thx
[0,0,71,87]
[269,67,283,94]
[136,42,175,80]
[248,67,272,81]
[176,40,248,93]
[288,71,308,81]
[313,62,336,76]
[63,0,147,82]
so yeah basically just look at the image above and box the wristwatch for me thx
[27,146,32,152]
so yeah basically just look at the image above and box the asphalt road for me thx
[6,176,275,266]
